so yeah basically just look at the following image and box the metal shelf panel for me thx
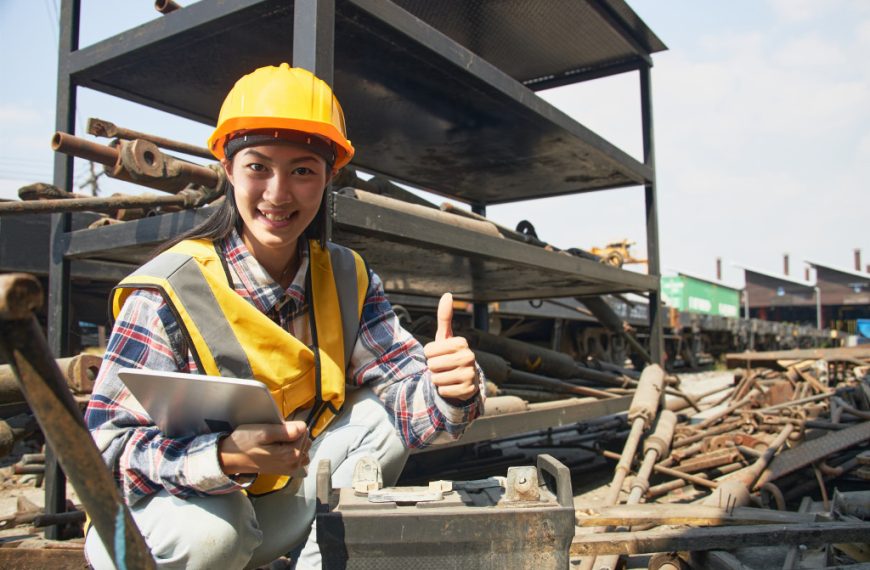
[64,208,212,264]
[67,0,651,205]
[392,0,665,88]
[331,193,658,302]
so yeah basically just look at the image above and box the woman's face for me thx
[224,143,331,265]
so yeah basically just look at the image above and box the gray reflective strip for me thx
[165,257,254,379]
[327,243,364,368]
[131,252,254,379]
[125,252,189,281]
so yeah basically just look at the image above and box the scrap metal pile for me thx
[571,353,870,568]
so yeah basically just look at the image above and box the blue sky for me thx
[1,0,868,287]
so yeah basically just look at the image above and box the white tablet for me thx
[117,368,285,437]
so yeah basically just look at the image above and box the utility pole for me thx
[78,161,102,196]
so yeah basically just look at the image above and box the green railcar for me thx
[661,275,741,318]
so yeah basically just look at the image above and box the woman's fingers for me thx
[219,421,311,476]
[423,336,480,402]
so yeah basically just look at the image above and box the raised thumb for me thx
[435,292,454,341]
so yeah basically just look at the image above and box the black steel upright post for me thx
[470,203,489,332]
[293,0,335,86]
[640,62,663,365]
[45,0,80,540]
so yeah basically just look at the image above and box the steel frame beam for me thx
[640,62,664,365]
[45,0,81,540]
[293,0,335,86]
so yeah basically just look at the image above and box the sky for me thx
[1,0,868,288]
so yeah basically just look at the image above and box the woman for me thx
[84,63,484,569]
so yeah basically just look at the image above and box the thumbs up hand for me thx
[423,293,480,402]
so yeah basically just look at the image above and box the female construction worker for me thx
[84,63,484,569]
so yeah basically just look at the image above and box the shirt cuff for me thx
[431,363,487,420]
[184,432,245,493]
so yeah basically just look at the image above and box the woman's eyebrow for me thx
[240,149,321,165]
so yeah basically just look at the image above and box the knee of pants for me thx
[315,388,410,487]
[86,491,261,570]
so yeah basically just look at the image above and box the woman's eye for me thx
[246,163,266,172]
[293,166,315,175]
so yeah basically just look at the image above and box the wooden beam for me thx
[570,521,870,556]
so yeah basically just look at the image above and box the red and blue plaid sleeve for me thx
[84,289,243,505]
[349,271,486,448]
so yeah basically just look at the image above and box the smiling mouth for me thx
[260,211,294,222]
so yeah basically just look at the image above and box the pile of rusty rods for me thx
[0,132,223,217]
[590,362,869,510]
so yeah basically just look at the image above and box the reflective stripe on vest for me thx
[111,238,368,495]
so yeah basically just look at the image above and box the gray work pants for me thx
[85,388,409,569]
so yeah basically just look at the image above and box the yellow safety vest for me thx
[111,238,369,495]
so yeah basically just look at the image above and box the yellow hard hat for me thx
[208,64,354,168]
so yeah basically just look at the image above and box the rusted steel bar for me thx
[628,410,677,503]
[597,449,719,490]
[572,521,870,557]
[508,369,618,399]
[758,391,834,413]
[155,0,181,14]
[577,504,817,528]
[32,510,87,528]
[580,365,665,570]
[0,353,102,403]
[703,424,794,508]
[52,132,220,194]
[87,117,210,159]
[694,393,756,430]
[675,448,744,474]
[50,132,117,166]
[594,410,677,570]
[0,414,38,458]
[18,182,82,201]
[0,188,218,216]
[0,273,154,569]
[646,463,743,499]
[672,419,743,448]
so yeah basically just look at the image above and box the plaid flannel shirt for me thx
[84,231,484,504]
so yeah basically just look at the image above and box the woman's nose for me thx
[262,175,293,204]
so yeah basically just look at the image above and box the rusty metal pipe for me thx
[758,391,834,413]
[0,353,102,403]
[672,419,742,448]
[52,133,220,194]
[646,463,743,499]
[702,424,794,508]
[51,131,117,166]
[629,410,677,503]
[87,118,211,160]
[0,189,216,216]
[508,369,619,399]
[154,0,181,14]
[0,273,154,568]
[694,393,756,430]
[581,365,664,570]
[0,414,38,458]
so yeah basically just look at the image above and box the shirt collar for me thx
[219,229,309,314]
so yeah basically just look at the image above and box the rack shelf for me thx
[69,0,660,204]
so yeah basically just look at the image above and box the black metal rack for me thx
[48,0,666,536]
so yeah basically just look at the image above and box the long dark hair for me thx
[158,177,329,254]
